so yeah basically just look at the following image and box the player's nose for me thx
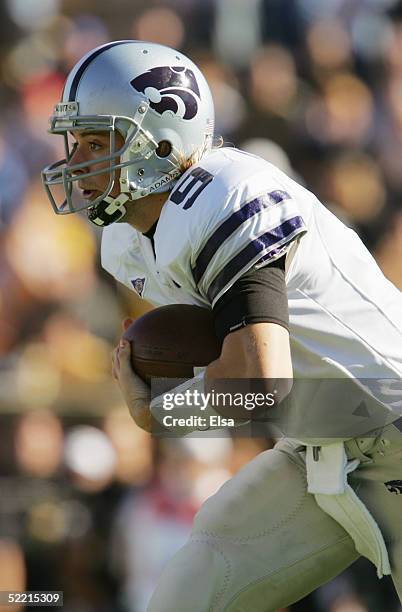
[67,145,87,173]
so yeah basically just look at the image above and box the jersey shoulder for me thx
[172,147,291,215]
[101,222,140,281]
[156,148,308,304]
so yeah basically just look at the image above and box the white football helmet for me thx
[42,40,215,226]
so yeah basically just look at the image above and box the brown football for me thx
[122,304,222,383]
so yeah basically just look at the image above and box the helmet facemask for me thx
[42,101,182,226]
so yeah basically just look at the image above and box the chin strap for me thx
[87,193,131,227]
[86,167,181,227]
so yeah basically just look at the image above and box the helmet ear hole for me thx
[156,140,172,158]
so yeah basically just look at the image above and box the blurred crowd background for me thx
[0,0,402,610]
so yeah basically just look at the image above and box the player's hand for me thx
[112,318,152,431]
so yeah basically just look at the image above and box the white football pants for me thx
[148,424,402,611]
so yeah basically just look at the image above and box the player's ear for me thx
[122,318,134,332]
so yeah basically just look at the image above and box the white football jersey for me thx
[102,148,402,390]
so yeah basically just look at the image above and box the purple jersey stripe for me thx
[192,190,290,284]
[206,216,305,303]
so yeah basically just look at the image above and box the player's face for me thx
[68,131,125,201]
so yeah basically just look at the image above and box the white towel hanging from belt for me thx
[304,442,391,579]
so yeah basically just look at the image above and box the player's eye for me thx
[88,141,103,152]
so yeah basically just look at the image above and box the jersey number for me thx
[170,167,213,210]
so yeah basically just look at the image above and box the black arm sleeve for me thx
[212,256,288,342]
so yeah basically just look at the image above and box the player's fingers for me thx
[111,345,120,368]
[117,339,132,375]
[122,317,133,332]
[111,346,120,380]
[112,361,120,380]
[116,341,140,398]
[118,340,151,398]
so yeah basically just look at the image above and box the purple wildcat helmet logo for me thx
[130,66,200,120]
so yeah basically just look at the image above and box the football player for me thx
[42,41,402,611]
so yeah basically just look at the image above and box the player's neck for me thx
[122,192,168,233]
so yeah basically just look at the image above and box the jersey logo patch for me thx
[131,277,146,297]
[384,480,402,494]
[131,66,200,120]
